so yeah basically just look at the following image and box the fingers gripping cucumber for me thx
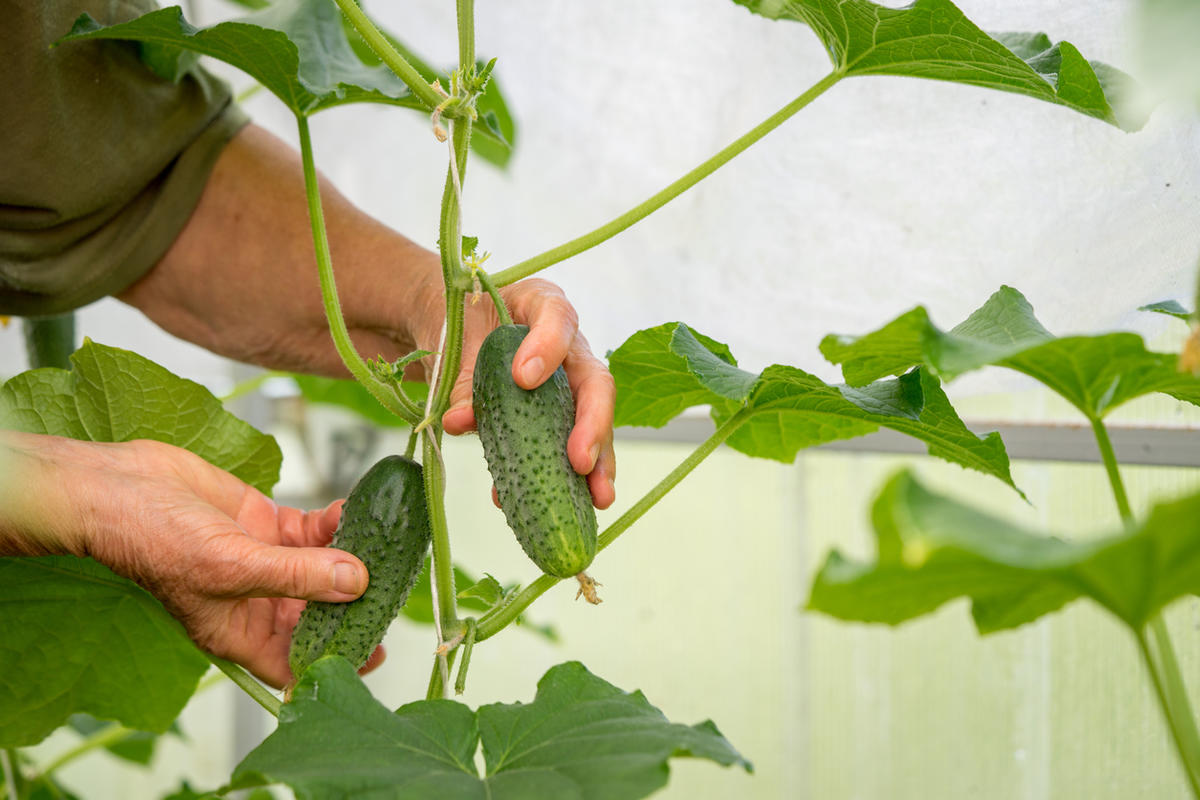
[289,455,432,677]
[472,324,598,581]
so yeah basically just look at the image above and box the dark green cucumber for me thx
[473,324,597,578]
[288,454,431,677]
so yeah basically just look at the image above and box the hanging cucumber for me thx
[289,454,432,677]
[472,324,598,590]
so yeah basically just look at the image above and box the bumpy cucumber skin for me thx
[473,324,597,578]
[288,455,431,677]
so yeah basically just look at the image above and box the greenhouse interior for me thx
[2,0,1200,798]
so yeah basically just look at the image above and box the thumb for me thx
[207,537,368,602]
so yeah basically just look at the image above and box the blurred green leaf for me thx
[292,374,426,428]
[60,0,424,116]
[820,286,1200,420]
[809,471,1200,632]
[0,558,208,747]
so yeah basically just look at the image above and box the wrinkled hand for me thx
[121,124,616,509]
[430,278,617,510]
[0,432,378,689]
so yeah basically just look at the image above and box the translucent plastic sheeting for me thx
[3,0,1196,398]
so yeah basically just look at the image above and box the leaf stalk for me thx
[332,0,445,111]
[296,116,422,424]
[209,656,281,718]
[1138,617,1200,798]
[489,71,842,286]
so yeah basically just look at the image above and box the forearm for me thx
[0,431,109,558]
[117,123,444,377]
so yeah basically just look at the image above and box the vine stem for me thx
[424,429,460,646]
[296,115,422,424]
[1,750,17,800]
[1138,619,1200,797]
[34,725,133,780]
[209,656,281,718]
[332,0,444,111]
[1090,415,1133,525]
[1091,415,1200,793]
[475,270,512,325]
[489,71,842,287]
[420,0,479,674]
[475,408,753,641]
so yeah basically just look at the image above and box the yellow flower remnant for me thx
[1181,325,1200,376]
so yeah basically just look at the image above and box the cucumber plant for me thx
[1,1,1198,798]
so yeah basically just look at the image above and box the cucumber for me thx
[472,324,597,579]
[288,454,432,677]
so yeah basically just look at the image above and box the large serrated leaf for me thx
[820,285,1200,421]
[733,0,1146,130]
[0,341,281,745]
[229,657,749,799]
[59,0,424,117]
[0,557,209,747]
[809,471,1200,633]
[0,340,281,493]
[609,322,1018,492]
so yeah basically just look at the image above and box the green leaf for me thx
[0,340,281,494]
[733,0,1145,130]
[607,323,758,428]
[821,285,1200,420]
[292,374,427,428]
[809,471,1200,633]
[230,657,749,799]
[59,0,425,117]
[67,714,184,766]
[458,574,504,606]
[1141,299,1194,322]
[610,323,1019,492]
[0,557,209,747]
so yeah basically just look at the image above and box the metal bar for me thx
[614,416,1200,468]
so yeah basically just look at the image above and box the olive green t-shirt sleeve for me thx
[0,1,250,316]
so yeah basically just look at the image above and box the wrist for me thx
[0,431,103,558]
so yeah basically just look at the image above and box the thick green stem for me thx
[1139,618,1200,797]
[490,71,842,286]
[1090,415,1133,526]
[22,314,76,370]
[333,0,444,110]
[475,408,753,641]
[457,0,475,70]
[209,656,281,718]
[1,750,18,800]
[454,618,477,695]
[426,648,459,701]
[423,431,460,639]
[296,116,422,424]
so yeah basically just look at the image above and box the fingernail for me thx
[333,561,363,595]
[521,357,544,386]
[587,443,600,471]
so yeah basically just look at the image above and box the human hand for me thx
[429,278,617,510]
[120,125,616,510]
[0,432,378,689]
